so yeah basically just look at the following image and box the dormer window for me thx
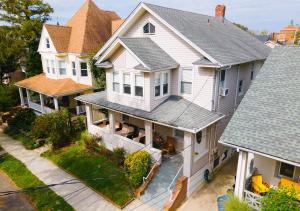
[46,38,50,48]
[143,22,155,34]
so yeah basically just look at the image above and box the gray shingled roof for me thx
[219,46,300,164]
[119,37,178,71]
[193,57,220,67]
[76,92,223,132]
[144,3,270,66]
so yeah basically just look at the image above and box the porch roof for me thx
[76,91,223,133]
[15,74,93,97]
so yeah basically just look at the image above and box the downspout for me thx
[213,70,220,111]
[234,65,240,111]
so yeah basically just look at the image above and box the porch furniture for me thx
[153,133,165,149]
[133,129,145,144]
[161,136,176,155]
[251,175,270,194]
[278,178,300,200]
[116,123,134,138]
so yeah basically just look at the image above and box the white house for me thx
[15,0,121,115]
[76,2,270,201]
[219,46,300,210]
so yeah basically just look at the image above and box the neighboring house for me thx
[255,34,279,48]
[219,46,300,209]
[15,0,121,115]
[76,3,270,197]
[272,24,300,44]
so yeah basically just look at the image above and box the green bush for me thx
[261,187,300,211]
[113,147,126,166]
[31,114,51,139]
[7,108,36,132]
[124,150,150,187]
[0,85,20,112]
[81,131,101,150]
[224,193,251,211]
[72,115,86,132]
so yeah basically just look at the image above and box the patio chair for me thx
[133,129,145,144]
[116,123,134,138]
[252,175,270,194]
[161,136,176,155]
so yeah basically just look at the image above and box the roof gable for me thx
[44,24,71,52]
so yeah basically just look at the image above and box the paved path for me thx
[0,170,34,211]
[178,155,237,211]
[0,132,154,211]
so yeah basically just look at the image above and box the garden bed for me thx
[0,153,73,211]
[42,142,135,207]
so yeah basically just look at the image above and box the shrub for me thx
[81,131,102,150]
[31,114,51,139]
[7,108,36,132]
[73,115,86,132]
[223,193,251,211]
[124,150,151,187]
[261,187,300,211]
[0,85,20,112]
[113,147,126,166]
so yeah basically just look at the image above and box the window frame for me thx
[238,80,244,95]
[143,22,156,35]
[112,71,120,93]
[250,63,255,81]
[51,60,55,74]
[155,72,161,97]
[80,62,88,77]
[278,162,296,179]
[46,59,50,73]
[219,69,226,87]
[155,71,170,98]
[123,73,131,95]
[134,74,144,97]
[162,72,169,95]
[180,67,193,95]
[58,60,66,75]
[46,38,50,49]
[72,61,76,76]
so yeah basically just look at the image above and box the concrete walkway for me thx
[0,132,154,211]
[179,155,237,211]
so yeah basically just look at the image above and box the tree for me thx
[89,53,106,88]
[0,0,53,77]
[295,30,300,45]
[234,23,249,32]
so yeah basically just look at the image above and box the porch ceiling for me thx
[76,91,223,133]
[15,74,93,97]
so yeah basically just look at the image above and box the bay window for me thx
[163,72,169,95]
[46,59,50,73]
[81,62,88,76]
[72,62,76,76]
[123,73,131,94]
[113,72,120,92]
[155,73,161,97]
[58,60,66,75]
[51,60,55,74]
[181,68,193,94]
[135,74,143,97]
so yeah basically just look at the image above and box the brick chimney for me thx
[215,5,226,18]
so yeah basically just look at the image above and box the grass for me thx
[42,141,134,207]
[4,128,40,150]
[0,153,74,211]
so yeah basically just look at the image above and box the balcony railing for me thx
[244,190,262,211]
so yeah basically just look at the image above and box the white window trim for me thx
[278,162,296,179]
[72,61,77,76]
[112,71,120,93]
[143,21,156,35]
[46,38,50,49]
[58,60,67,75]
[134,73,144,98]
[155,70,170,99]
[80,62,88,77]
[179,67,193,96]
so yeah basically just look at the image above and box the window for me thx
[219,69,226,87]
[80,62,88,76]
[72,62,76,76]
[163,72,168,95]
[155,73,161,97]
[181,68,193,94]
[174,129,184,138]
[113,72,120,92]
[51,60,55,74]
[135,74,143,97]
[58,60,66,75]
[250,63,255,80]
[196,131,202,144]
[46,38,50,48]
[46,60,50,73]
[123,73,131,94]
[143,22,155,34]
[238,80,243,94]
[279,162,295,179]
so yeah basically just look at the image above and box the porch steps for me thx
[140,154,183,210]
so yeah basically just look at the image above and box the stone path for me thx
[0,170,34,211]
[0,132,154,211]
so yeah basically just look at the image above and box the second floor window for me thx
[143,22,155,34]
[181,68,193,94]
[46,38,50,48]
[123,73,131,94]
[155,73,161,97]
[219,69,226,87]
[135,74,143,97]
[51,60,55,74]
[72,62,76,76]
[46,59,50,73]
[251,63,255,81]
[238,80,244,94]
[58,61,66,75]
[163,72,169,95]
[113,72,120,92]
[80,62,88,76]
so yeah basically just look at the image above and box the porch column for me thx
[234,150,248,199]
[18,87,25,106]
[39,93,45,113]
[85,104,93,130]
[53,97,59,111]
[183,131,194,177]
[145,121,153,147]
[25,89,31,104]
[108,111,115,134]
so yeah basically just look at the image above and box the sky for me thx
[44,0,300,32]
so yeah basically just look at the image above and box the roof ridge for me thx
[44,24,71,29]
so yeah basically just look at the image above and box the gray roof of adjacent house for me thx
[255,35,271,43]
[144,3,271,66]
[76,92,223,132]
[120,37,178,71]
[192,57,220,67]
[219,46,300,164]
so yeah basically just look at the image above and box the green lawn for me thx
[0,153,74,211]
[42,143,134,207]
[4,128,38,150]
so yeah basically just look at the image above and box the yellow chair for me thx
[279,178,300,200]
[252,175,270,194]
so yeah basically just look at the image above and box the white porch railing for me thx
[28,101,54,114]
[244,190,262,211]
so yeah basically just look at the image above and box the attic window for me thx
[46,38,50,48]
[143,22,155,34]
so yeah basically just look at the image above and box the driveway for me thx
[0,170,34,211]
[179,155,237,211]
